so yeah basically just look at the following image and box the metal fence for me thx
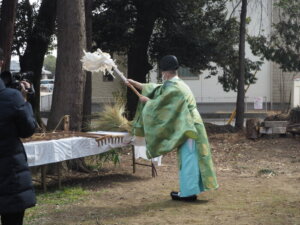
[40,95,270,113]
[195,96,269,113]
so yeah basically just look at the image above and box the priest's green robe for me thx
[132,77,218,191]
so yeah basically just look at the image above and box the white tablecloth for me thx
[24,132,162,167]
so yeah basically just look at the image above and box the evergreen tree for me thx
[92,0,261,118]
[248,0,300,73]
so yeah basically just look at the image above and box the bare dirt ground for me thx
[25,131,300,225]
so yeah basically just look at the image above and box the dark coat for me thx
[0,79,36,214]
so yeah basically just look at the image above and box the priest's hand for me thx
[139,95,150,103]
[126,79,143,90]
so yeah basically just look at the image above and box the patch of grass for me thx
[37,186,89,204]
[85,148,122,170]
[257,168,277,177]
[24,186,90,224]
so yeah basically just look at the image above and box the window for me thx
[178,67,199,80]
[102,72,114,82]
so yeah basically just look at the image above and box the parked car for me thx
[40,79,54,92]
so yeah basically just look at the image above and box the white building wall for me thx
[292,79,300,108]
[92,56,127,105]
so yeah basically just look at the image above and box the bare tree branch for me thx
[230,0,243,19]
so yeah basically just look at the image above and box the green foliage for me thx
[92,0,261,92]
[257,168,277,177]
[97,149,121,166]
[218,58,262,92]
[248,0,300,72]
[150,0,262,92]
[150,1,233,71]
[12,0,56,58]
[43,54,56,74]
[92,0,135,53]
[12,0,38,56]
[87,148,121,169]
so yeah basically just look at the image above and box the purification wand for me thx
[81,49,141,97]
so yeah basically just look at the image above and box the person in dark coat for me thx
[0,49,37,225]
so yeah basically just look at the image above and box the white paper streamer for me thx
[81,49,127,82]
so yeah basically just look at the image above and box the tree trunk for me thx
[126,4,157,119]
[245,118,260,139]
[0,0,18,72]
[47,0,86,131]
[19,0,57,124]
[82,0,93,131]
[235,0,247,130]
[289,107,300,124]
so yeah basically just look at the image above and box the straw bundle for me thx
[91,104,131,132]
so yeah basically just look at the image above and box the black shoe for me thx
[170,191,197,202]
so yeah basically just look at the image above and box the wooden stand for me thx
[41,165,47,192]
[63,115,70,131]
[40,115,70,191]
[131,145,157,177]
[260,121,288,135]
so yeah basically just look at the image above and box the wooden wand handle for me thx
[128,83,142,97]
[113,66,142,97]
